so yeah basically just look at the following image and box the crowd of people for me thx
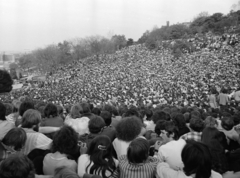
[0,32,240,178]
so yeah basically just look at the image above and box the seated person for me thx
[0,154,35,178]
[78,135,118,178]
[156,140,222,178]
[119,138,159,178]
[21,109,52,155]
[41,103,64,127]
[0,128,26,162]
[43,126,79,175]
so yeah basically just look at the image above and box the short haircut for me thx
[151,111,170,124]
[155,120,167,136]
[189,118,204,132]
[88,115,106,134]
[127,138,149,164]
[4,103,13,116]
[100,111,112,126]
[92,107,101,116]
[115,116,142,142]
[182,140,212,178]
[221,117,234,131]
[123,108,140,118]
[145,108,153,121]
[21,109,41,128]
[70,104,81,119]
[0,154,35,178]
[2,128,27,151]
[52,125,79,156]
[164,121,179,140]
[80,102,91,114]
[0,102,6,121]
[19,101,34,117]
[44,103,58,118]
[204,116,217,128]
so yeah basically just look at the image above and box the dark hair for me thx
[127,138,149,164]
[21,109,41,128]
[115,116,142,142]
[182,140,212,178]
[201,127,227,149]
[151,111,170,124]
[0,69,13,93]
[44,103,58,118]
[88,115,106,134]
[221,117,234,131]
[164,121,179,140]
[0,102,6,120]
[80,102,91,114]
[19,101,34,117]
[172,113,186,128]
[189,118,204,132]
[204,116,217,128]
[123,108,140,118]
[145,108,153,121]
[52,125,79,156]
[155,120,167,136]
[100,111,112,126]
[92,107,101,116]
[0,154,35,178]
[2,128,27,151]
[86,135,116,178]
[4,103,13,116]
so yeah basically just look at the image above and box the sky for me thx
[0,0,238,53]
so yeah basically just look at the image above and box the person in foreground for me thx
[156,140,222,178]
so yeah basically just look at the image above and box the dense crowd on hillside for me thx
[0,33,240,178]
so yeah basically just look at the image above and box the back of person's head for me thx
[155,120,167,136]
[127,138,149,164]
[57,105,64,115]
[80,102,91,114]
[189,118,204,132]
[88,115,106,134]
[172,113,186,128]
[204,116,217,128]
[145,108,153,121]
[54,167,80,178]
[86,135,116,176]
[111,106,119,116]
[19,101,34,117]
[100,111,112,126]
[116,116,142,142]
[184,112,190,123]
[70,104,82,119]
[12,100,21,113]
[151,110,170,124]
[221,117,234,131]
[201,126,227,150]
[182,140,212,178]
[44,103,58,118]
[52,125,79,156]
[123,108,140,118]
[0,154,35,178]
[164,121,179,140]
[4,103,13,116]
[2,128,27,151]
[92,107,101,116]
[21,109,41,129]
[190,110,201,119]
[0,102,6,120]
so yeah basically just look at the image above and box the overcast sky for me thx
[0,0,238,52]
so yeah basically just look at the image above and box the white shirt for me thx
[156,162,222,178]
[157,139,186,171]
[64,116,89,136]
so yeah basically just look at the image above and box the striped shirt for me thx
[119,155,159,178]
[22,128,52,155]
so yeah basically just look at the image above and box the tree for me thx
[127,38,134,46]
[58,40,72,64]
[111,35,127,50]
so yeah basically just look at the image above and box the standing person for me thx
[209,88,218,109]
[218,88,229,110]
[233,87,240,105]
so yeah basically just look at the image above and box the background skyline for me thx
[0,0,239,52]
